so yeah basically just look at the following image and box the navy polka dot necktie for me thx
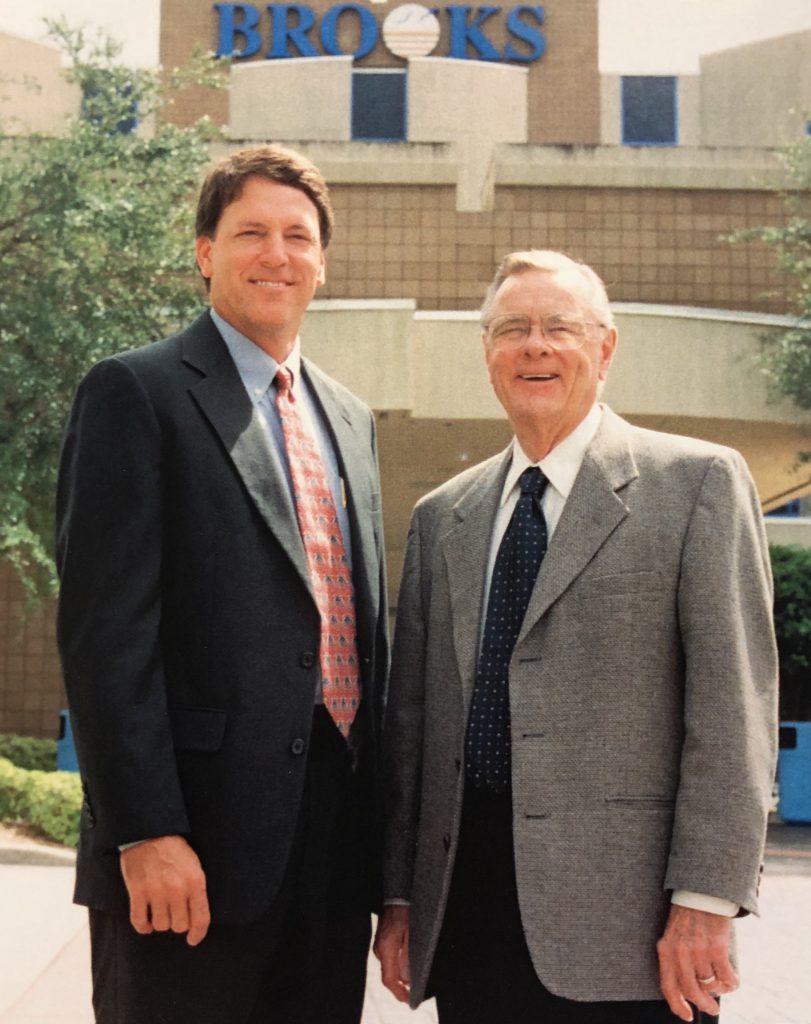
[465,466,549,792]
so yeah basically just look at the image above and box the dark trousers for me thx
[89,707,372,1024]
[430,787,716,1024]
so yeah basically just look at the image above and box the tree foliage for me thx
[0,20,225,598]
[0,733,57,771]
[744,135,811,410]
[770,544,811,722]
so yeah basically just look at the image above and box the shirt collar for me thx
[500,404,603,507]
[210,308,303,407]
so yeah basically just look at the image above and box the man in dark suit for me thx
[374,250,777,1023]
[56,145,388,1023]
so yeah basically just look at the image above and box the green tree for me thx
[0,21,224,598]
[744,134,811,410]
[770,544,811,721]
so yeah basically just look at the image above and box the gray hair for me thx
[481,250,615,329]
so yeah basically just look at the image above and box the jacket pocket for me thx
[170,707,228,752]
[605,795,674,809]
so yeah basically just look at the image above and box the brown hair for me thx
[195,144,334,248]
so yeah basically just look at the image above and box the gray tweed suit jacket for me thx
[381,406,777,1006]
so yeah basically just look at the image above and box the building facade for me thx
[1,4,810,736]
[0,32,79,135]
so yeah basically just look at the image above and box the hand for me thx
[656,904,738,1021]
[373,905,411,1003]
[120,835,211,946]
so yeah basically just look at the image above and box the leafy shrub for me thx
[25,770,82,847]
[0,757,29,820]
[770,544,811,721]
[0,756,81,846]
[0,734,57,772]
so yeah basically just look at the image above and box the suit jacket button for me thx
[454,758,462,772]
[291,738,306,756]
[300,652,316,669]
[443,833,451,852]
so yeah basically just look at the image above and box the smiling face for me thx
[195,175,326,361]
[483,268,617,460]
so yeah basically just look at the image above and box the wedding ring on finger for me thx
[698,974,716,986]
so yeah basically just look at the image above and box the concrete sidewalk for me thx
[2,823,810,1024]
[0,837,435,1024]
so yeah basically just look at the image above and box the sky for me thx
[599,0,811,73]
[0,0,809,73]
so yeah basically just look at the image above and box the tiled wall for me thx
[0,562,63,739]
[322,184,788,312]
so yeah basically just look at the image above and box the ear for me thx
[195,235,214,281]
[316,248,326,288]
[597,327,618,382]
[481,331,494,377]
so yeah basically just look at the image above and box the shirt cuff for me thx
[671,890,738,917]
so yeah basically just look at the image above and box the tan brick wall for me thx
[159,0,600,142]
[160,0,228,129]
[528,0,599,144]
[0,563,62,739]
[322,184,789,313]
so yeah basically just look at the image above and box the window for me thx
[766,499,802,518]
[351,70,406,141]
[81,78,139,135]
[621,76,677,146]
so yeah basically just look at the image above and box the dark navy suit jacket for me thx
[56,311,388,923]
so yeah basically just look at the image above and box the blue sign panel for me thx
[321,4,380,58]
[447,6,501,61]
[214,3,546,64]
[268,4,319,57]
[505,6,545,62]
[216,3,263,57]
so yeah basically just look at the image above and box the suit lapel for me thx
[181,314,313,597]
[440,451,511,703]
[301,359,358,493]
[517,408,639,643]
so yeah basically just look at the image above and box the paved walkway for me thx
[0,837,436,1024]
[2,821,810,1023]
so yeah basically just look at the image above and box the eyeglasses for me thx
[483,314,606,351]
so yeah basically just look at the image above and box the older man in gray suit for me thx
[374,250,777,1024]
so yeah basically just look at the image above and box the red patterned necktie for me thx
[274,366,360,737]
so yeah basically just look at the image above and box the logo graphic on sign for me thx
[382,5,442,59]
[214,3,546,64]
